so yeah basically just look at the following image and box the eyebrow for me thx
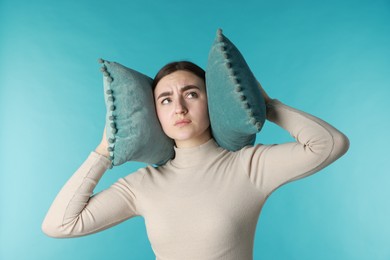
[156,85,201,100]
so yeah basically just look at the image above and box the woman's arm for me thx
[94,127,110,158]
[42,130,140,238]
[241,84,350,196]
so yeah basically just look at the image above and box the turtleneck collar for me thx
[169,138,223,169]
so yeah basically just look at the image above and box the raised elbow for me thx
[41,216,72,238]
[41,219,63,238]
[306,128,350,167]
[333,131,350,159]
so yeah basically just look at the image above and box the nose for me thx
[175,98,188,115]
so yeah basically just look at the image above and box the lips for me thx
[174,119,191,126]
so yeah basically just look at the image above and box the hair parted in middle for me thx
[152,61,205,90]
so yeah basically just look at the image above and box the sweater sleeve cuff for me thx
[90,151,112,170]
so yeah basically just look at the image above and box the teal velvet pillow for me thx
[206,29,266,151]
[98,59,174,166]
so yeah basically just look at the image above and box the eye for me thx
[186,92,199,99]
[161,98,171,105]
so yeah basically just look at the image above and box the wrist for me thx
[95,144,110,158]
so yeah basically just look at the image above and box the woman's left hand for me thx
[257,81,272,104]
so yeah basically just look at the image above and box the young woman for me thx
[42,61,349,260]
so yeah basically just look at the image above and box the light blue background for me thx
[1,0,389,259]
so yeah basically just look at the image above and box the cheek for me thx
[156,107,169,128]
[155,108,164,123]
[199,101,210,125]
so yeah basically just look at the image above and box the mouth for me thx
[174,119,192,127]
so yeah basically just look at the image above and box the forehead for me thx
[154,70,205,92]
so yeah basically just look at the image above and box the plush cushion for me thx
[98,59,174,166]
[206,29,266,151]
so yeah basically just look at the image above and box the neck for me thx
[170,138,222,169]
[174,130,212,148]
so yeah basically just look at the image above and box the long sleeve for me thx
[240,99,350,196]
[42,152,141,238]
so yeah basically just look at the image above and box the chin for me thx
[172,132,199,142]
[173,135,195,142]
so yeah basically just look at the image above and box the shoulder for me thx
[237,143,270,159]
[121,164,166,184]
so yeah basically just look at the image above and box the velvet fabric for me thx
[206,29,266,151]
[99,59,174,166]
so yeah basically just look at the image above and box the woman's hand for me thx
[257,81,272,105]
[95,127,110,158]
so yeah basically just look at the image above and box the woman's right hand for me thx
[95,127,110,158]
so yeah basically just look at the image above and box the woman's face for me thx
[154,70,211,148]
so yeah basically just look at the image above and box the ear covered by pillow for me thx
[98,59,174,166]
[206,29,266,151]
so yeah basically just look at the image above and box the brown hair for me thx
[152,61,205,90]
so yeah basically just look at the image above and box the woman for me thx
[42,61,349,260]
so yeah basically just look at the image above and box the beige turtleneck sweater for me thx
[42,100,349,260]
